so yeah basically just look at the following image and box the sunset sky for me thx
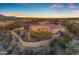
[0,3,79,18]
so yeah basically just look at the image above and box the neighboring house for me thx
[0,21,15,27]
[0,21,17,31]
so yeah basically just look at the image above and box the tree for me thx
[61,20,71,28]
[48,19,60,25]
[43,45,51,55]
[60,32,72,42]
[67,24,79,36]
[50,31,79,55]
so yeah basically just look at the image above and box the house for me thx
[30,23,65,34]
[30,24,51,32]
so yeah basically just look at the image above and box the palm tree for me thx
[26,22,31,41]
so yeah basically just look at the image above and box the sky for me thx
[0,3,79,18]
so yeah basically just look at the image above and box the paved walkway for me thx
[11,31,60,48]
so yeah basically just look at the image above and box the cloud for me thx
[68,3,76,8]
[50,3,64,8]
[74,10,79,13]
[50,3,77,9]
[71,10,79,13]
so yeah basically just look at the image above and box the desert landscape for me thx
[0,3,79,55]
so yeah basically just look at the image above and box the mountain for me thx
[0,14,16,18]
[0,14,7,17]
[4,13,79,18]
[4,13,33,18]
[1,13,79,18]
